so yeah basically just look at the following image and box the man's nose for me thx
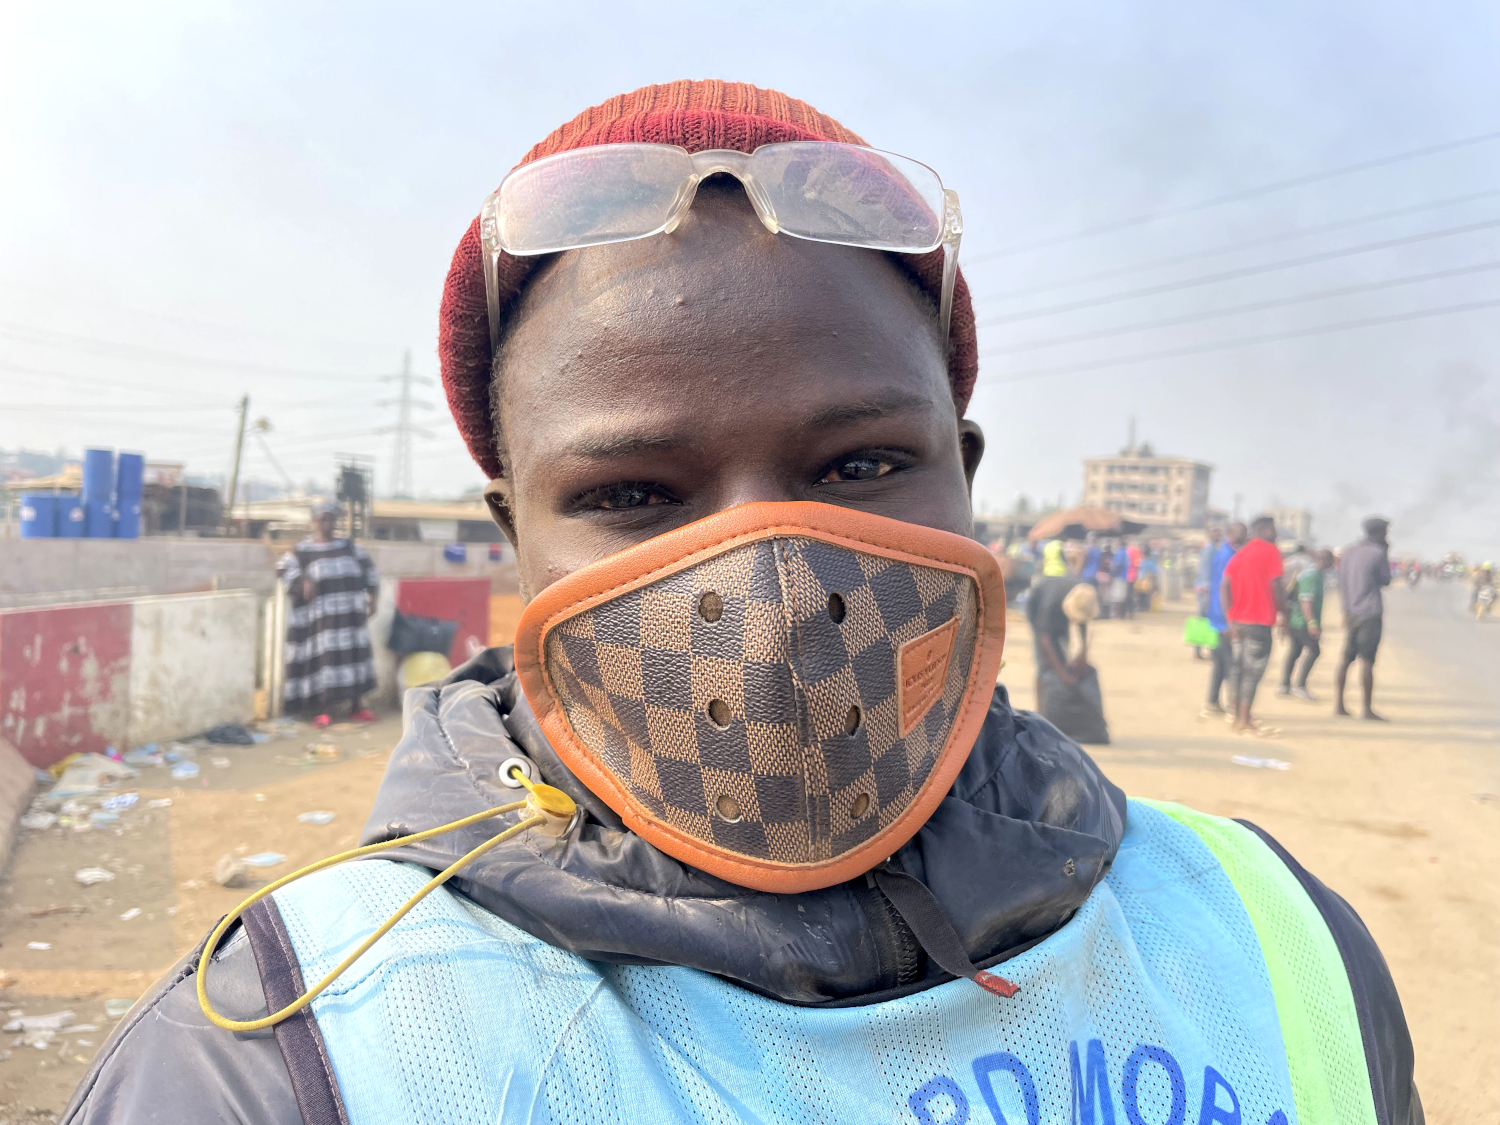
[710,472,805,513]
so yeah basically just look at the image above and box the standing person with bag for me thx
[1202,521,1244,715]
[1027,570,1109,743]
[1191,525,1223,659]
[1221,515,1285,734]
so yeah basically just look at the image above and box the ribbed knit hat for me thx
[439,80,978,480]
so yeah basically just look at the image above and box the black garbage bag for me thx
[204,722,255,745]
[387,611,459,657]
[1038,664,1111,745]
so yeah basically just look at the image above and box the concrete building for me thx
[1082,439,1212,528]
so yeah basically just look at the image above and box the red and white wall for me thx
[0,591,257,767]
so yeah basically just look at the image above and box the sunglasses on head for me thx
[479,141,962,355]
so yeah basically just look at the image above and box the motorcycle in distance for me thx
[1477,583,1497,622]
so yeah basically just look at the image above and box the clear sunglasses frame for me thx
[478,142,963,356]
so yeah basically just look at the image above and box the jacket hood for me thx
[361,647,1127,1005]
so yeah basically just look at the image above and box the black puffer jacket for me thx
[62,650,1420,1124]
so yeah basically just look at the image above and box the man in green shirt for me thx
[1279,548,1332,701]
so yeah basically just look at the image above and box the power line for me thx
[978,299,1500,385]
[0,402,235,412]
[965,128,1500,261]
[966,189,1500,298]
[983,262,1500,356]
[976,218,1500,328]
[0,359,232,403]
[0,322,389,382]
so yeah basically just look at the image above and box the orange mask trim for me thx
[514,501,1006,894]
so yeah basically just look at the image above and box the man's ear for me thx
[957,418,985,493]
[483,478,519,552]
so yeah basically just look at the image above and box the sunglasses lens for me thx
[498,144,696,255]
[749,142,945,252]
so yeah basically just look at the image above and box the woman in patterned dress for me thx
[278,502,379,724]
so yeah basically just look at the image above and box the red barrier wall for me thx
[0,603,133,767]
[394,578,491,666]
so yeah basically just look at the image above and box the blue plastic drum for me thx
[115,453,144,539]
[57,497,85,538]
[19,495,58,538]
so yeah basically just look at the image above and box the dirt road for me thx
[1005,585,1498,1123]
[0,588,1493,1120]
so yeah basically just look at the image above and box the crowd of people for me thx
[1196,515,1392,735]
[1013,513,1397,739]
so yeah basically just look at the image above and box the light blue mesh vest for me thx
[269,799,1376,1125]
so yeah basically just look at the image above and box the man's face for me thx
[1208,526,1222,543]
[1316,549,1334,570]
[1226,521,1248,548]
[315,512,337,537]
[486,181,982,602]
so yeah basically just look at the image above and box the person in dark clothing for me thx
[1026,571,1081,701]
[1279,548,1332,701]
[63,82,1420,1125]
[1335,517,1392,720]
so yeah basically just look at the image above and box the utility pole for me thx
[225,394,249,533]
[379,351,434,499]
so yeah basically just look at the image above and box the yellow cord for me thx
[197,773,572,1032]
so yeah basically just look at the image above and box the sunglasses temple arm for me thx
[485,250,503,355]
[479,193,504,356]
[938,189,963,352]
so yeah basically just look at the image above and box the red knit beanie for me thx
[439,80,978,480]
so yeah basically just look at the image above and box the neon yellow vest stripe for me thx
[1141,799,1377,1125]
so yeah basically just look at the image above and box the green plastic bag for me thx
[1183,616,1219,648]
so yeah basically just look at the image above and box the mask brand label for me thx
[897,616,959,737]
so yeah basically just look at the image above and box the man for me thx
[1221,515,1283,733]
[276,501,379,725]
[1026,566,1081,704]
[1335,516,1392,719]
[1040,536,1067,577]
[1192,525,1223,659]
[1202,521,1244,715]
[1279,548,1332,701]
[66,82,1417,1125]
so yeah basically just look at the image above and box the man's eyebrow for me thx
[801,392,933,429]
[564,431,686,460]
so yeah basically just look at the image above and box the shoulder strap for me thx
[1137,800,1380,1125]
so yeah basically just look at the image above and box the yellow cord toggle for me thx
[197,772,576,1032]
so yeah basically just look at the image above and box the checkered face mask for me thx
[514,502,1006,893]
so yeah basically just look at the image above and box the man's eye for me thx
[818,456,895,484]
[589,483,677,510]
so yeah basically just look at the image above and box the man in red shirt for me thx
[1220,515,1286,733]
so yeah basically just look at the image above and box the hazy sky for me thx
[3,1,1497,557]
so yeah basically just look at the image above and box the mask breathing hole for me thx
[844,705,862,735]
[715,794,742,822]
[707,699,732,728]
[827,592,846,623]
[699,591,723,623]
[849,793,870,820]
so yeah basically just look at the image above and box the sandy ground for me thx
[0,592,1493,1121]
